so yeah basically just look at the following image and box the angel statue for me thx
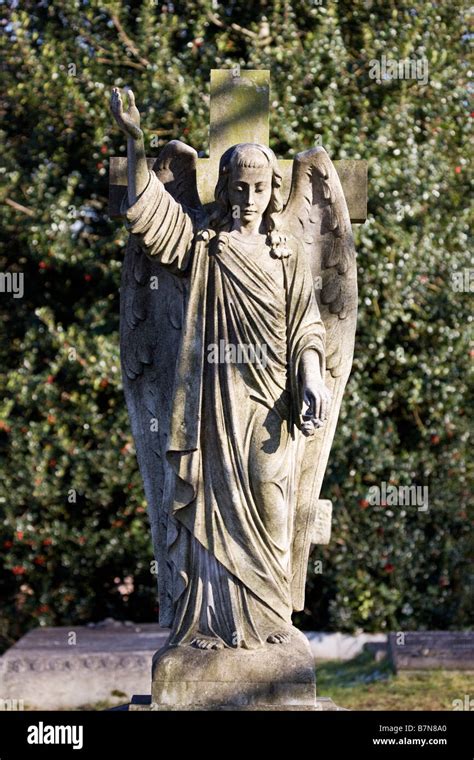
[110,87,357,654]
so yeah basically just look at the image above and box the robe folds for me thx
[123,171,326,648]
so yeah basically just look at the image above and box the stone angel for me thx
[110,87,357,652]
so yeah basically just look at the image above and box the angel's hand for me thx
[110,87,142,141]
[301,378,332,435]
[299,350,331,436]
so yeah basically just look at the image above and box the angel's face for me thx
[228,166,273,230]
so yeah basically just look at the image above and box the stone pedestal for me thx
[148,627,316,711]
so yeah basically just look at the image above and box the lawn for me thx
[317,652,474,711]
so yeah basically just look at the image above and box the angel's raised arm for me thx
[110,87,148,204]
[110,89,203,275]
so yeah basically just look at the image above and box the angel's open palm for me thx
[110,87,142,140]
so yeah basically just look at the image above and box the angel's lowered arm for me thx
[286,248,330,434]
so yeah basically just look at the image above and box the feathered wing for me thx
[120,140,203,626]
[279,147,358,611]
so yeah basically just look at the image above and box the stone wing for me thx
[120,140,202,626]
[280,147,358,610]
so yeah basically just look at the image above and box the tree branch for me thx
[110,13,151,68]
[4,198,35,217]
[96,57,145,71]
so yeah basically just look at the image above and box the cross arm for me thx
[109,155,367,222]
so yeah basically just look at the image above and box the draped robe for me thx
[123,171,326,648]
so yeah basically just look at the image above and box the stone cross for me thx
[109,69,367,222]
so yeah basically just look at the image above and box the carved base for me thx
[148,627,316,710]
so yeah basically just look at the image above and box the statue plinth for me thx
[146,628,315,710]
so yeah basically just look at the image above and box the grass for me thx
[317,651,474,710]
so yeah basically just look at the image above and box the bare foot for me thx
[267,631,291,645]
[267,631,291,644]
[190,636,224,650]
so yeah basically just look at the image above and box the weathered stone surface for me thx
[0,622,168,709]
[149,628,315,710]
[311,499,333,545]
[207,68,270,172]
[109,70,367,220]
[332,158,368,223]
[389,631,474,671]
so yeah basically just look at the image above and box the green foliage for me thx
[0,0,471,651]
